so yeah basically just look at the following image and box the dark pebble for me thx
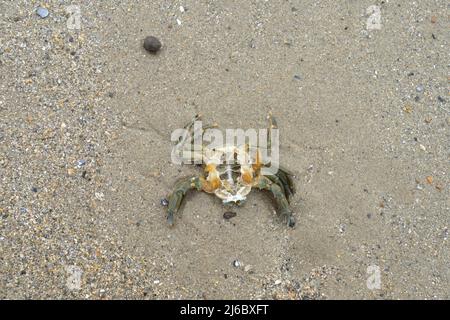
[81,170,91,180]
[223,211,237,220]
[143,36,162,53]
[160,198,169,206]
[31,187,38,193]
[437,96,446,103]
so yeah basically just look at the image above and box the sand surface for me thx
[0,1,448,299]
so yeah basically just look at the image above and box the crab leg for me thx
[267,112,278,151]
[266,174,288,200]
[256,176,295,227]
[275,168,295,201]
[178,114,201,145]
[180,114,218,164]
[166,176,203,226]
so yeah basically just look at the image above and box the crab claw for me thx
[167,211,174,226]
[257,176,296,228]
[165,176,203,226]
[286,214,296,228]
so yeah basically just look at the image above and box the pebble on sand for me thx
[232,260,241,268]
[36,7,49,18]
[160,198,169,206]
[143,36,162,53]
[223,211,237,220]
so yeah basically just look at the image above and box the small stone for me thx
[426,176,433,184]
[431,16,437,23]
[42,128,54,140]
[36,7,49,18]
[76,159,86,168]
[415,84,424,92]
[67,168,76,176]
[437,96,446,103]
[160,198,169,206]
[232,260,241,268]
[95,192,105,201]
[275,279,282,285]
[223,211,237,220]
[293,75,302,80]
[403,105,413,114]
[419,144,426,151]
[143,36,162,53]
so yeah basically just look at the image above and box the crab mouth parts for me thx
[214,184,252,204]
[221,193,247,204]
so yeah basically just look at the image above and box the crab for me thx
[166,113,296,227]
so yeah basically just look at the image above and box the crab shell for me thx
[202,145,263,204]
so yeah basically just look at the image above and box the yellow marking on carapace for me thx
[241,168,253,185]
[205,163,216,172]
[252,149,263,172]
[200,176,213,193]
[200,171,221,193]
[209,176,221,189]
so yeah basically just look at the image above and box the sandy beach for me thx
[0,1,448,299]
